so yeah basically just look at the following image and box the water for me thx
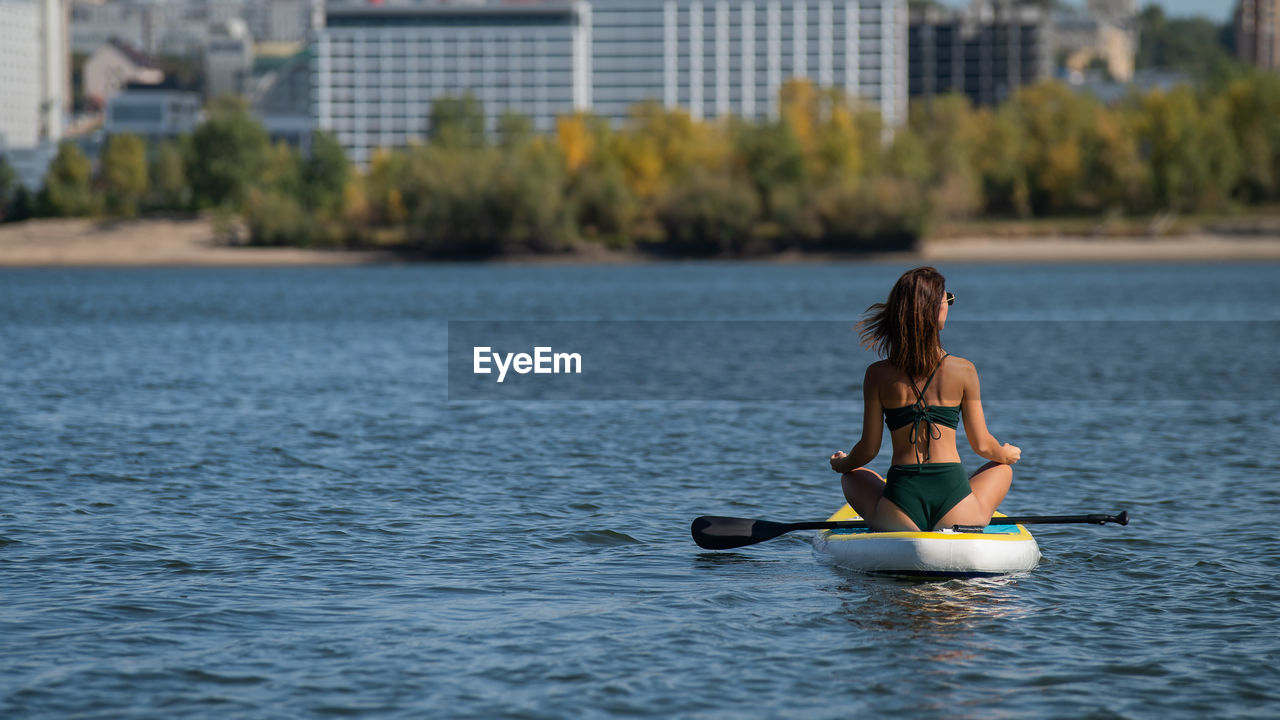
[1,262,1277,718]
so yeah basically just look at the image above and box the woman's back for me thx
[870,355,967,466]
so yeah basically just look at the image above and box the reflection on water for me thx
[828,572,1030,636]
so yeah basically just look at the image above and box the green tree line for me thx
[5,73,1280,256]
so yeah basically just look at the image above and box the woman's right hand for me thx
[830,451,851,473]
[1000,443,1021,464]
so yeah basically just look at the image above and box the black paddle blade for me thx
[690,516,793,550]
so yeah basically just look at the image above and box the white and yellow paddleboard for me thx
[812,505,1040,577]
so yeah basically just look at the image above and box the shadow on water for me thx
[690,551,789,567]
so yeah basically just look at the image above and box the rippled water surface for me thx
[2,262,1278,718]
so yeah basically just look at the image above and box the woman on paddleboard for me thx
[828,266,1020,532]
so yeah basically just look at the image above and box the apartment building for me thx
[312,0,907,166]
[907,0,1051,107]
[1236,0,1280,70]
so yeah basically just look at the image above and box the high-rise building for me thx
[588,0,906,127]
[0,0,69,189]
[0,0,44,150]
[908,0,1051,107]
[1085,0,1136,24]
[1236,0,1280,70]
[312,0,908,167]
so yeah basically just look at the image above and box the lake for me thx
[1,261,1277,718]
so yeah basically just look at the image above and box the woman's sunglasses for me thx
[945,292,955,306]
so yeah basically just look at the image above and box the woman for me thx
[828,267,1020,532]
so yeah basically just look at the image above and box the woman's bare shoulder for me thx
[866,359,895,378]
[944,355,979,382]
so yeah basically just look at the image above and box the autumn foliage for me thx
[13,72,1280,256]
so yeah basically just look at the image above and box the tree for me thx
[40,142,97,216]
[99,133,149,217]
[149,139,189,211]
[910,94,983,220]
[186,96,271,209]
[1136,6,1236,81]
[732,118,805,222]
[7,186,33,223]
[557,112,595,174]
[429,93,487,149]
[302,131,348,216]
[244,188,308,246]
[261,142,304,198]
[0,155,16,221]
[1221,72,1280,202]
[654,168,760,255]
[497,111,535,149]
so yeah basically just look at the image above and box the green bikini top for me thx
[883,353,959,463]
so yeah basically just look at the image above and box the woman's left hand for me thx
[829,451,850,473]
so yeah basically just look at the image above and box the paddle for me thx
[690,511,1129,550]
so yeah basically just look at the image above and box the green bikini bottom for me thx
[882,462,973,531]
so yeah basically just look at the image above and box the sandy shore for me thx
[0,217,396,266]
[1,216,1278,266]
[919,233,1280,263]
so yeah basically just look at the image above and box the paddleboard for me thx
[812,504,1040,577]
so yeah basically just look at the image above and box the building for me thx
[313,0,908,167]
[84,39,164,110]
[205,18,254,99]
[589,0,905,126]
[313,3,591,167]
[251,48,312,148]
[70,0,163,55]
[247,0,320,44]
[0,0,70,189]
[1236,0,1280,70]
[1055,8,1135,83]
[104,82,202,140]
[1085,0,1137,24]
[0,0,44,150]
[907,0,1052,107]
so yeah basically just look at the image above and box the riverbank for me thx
[0,217,397,267]
[1,216,1279,266]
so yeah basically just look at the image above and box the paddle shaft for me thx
[804,511,1129,531]
[690,511,1128,550]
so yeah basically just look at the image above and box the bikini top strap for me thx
[909,352,950,408]
[906,353,949,468]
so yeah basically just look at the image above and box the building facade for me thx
[70,0,163,55]
[252,49,313,148]
[105,85,202,140]
[1,0,69,189]
[205,19,254,99]
[312,0,907,167]
[313,3,586,167]
[1085,0,1136,24]
[589,0,905,126]
[907,0,1051,107]
[0,0,43,150]
[1236,0,1280,71]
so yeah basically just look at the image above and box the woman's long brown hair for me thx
[858,267,946,379]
